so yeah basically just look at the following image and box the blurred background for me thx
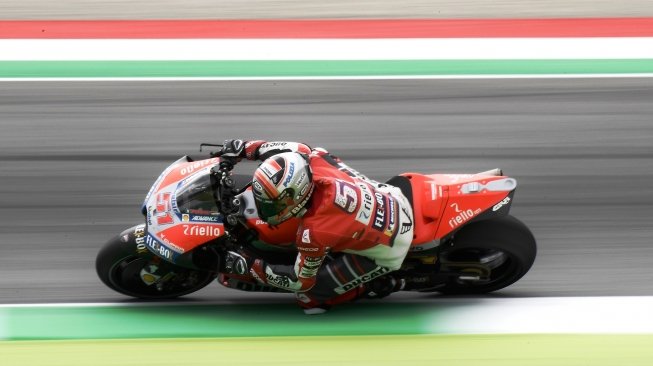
[2,0,653,19]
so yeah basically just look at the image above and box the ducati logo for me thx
[302,229,311,244]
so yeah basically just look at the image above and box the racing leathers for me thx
[225,140,414,309]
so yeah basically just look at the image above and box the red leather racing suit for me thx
[233,141,415,306]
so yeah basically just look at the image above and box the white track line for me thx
[2,74,653,82]
[2,38,653,60]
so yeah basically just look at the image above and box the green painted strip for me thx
[2,334,653,366]
[4,303,448,340]
[1,60,653,77]
[0,308,8,341]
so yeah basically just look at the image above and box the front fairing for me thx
[142,156,226,263]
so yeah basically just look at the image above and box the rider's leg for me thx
[295,253,404,313]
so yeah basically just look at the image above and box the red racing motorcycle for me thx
[96,144,536,299]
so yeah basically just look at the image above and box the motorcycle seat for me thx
[386,175,414,209]
[387,174,444,245]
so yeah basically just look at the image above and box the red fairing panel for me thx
[156,158,220,194]
[402,173,516,246]
[144,157,226,259]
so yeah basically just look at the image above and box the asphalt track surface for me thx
[0,78,652,304]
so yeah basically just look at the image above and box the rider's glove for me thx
[223,250,253,275]
[220,139,246,159]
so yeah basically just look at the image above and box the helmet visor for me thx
[254,189,294,222]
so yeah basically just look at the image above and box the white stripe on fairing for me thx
[2,38,653,60]
[434,297,653,334]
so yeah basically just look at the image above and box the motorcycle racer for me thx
[220,140,414,314]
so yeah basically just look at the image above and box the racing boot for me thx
[363,275,406,299]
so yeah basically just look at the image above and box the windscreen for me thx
[175,172,220,216]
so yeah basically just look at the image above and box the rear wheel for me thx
[438,215,536,295]
[96,224,217,299]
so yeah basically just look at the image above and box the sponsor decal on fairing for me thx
[492,196,512,211]
[179,159,218,177]
[188,215,221,223]
[133,225,148,254]
[448,203,482,228]
[182,224,221,237]
[145,233,175,261]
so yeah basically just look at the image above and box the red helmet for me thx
[252,152,314,225]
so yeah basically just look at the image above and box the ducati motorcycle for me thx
[96,144,536,299]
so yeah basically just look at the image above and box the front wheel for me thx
[437,215,536,295]
[96,224,217,299]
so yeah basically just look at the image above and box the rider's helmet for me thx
[252,152,314,225]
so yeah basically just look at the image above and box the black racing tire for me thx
[438,215,536,295]
[96,224,217,299]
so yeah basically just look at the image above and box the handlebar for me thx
[199,143,224,158]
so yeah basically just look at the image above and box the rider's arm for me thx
[248,226,327,292]
[250,245,326,292]
[243,140,312,161]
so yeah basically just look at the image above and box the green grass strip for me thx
[1,60,653,77]
[3,303,449,340]
[2,334,653,366]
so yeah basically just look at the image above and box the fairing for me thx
[143,157,225,262]
[140,156,517,263]
[402,172,517,251]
